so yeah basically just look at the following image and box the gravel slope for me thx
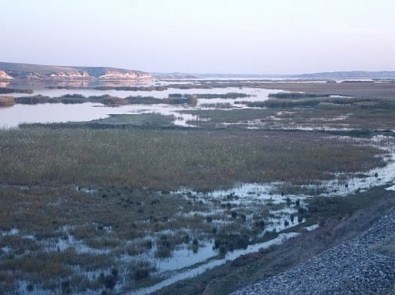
[232,211,395,295]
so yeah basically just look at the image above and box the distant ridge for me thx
[2,62,394,81]
[0,62,153,81]
[293,71,395,80]
[153,71,395,80]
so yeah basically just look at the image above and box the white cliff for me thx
[0,62,153,81]
[0,70,13,80]
[98,70,153,81]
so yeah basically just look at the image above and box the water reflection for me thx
[0,82,278,128]
[0,103,200,128]
[5,85,275,99]
[0,81,10,88]
[134,232,301,295]
[0,103,120,128]
[5,79,155,90]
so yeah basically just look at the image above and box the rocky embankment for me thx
[0,62,152,81]
[232,211,395,295]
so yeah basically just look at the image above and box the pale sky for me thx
[1,0,395,74]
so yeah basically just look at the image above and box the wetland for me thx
[0,79,395,294]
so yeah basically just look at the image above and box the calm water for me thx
[6,85,274,99]
[0,84,279,128]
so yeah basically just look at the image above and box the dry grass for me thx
[0,96,15,107]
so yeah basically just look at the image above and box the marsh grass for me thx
[268,92,330,99]
[13,93,201,107]
[0,180,315,293]
[0,84,393,293]
[0,147,389,293]
[0,88,33,94]
[187,95,395,132]
[157,187,395,295]
[0,128,382,191]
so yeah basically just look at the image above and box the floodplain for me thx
[0,79,394,294]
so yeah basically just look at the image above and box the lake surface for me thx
[0,102,209,128]
[6,85,275,99]
[0,83,279,128]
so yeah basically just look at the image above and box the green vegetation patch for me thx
[0,128,383,190]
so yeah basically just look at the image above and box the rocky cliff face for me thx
[0,62,153,81]
[0,70,13,80]
[98,70,152,81]
[22,70,91,80]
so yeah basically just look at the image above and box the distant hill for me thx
[153,71,395,80]
[0,62,153,81]
[292,71,395,80]
[2,63,394,81]
[152,72,200,79]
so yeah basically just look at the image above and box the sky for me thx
[1,0,395,74]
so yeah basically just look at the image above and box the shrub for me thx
[214,233,249,252]
[254,220,265,230]
[134,268,149,281]
[104,275,116,289]
[132,261,155,281]
[61,280,71,294]
[26,284,34,292]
